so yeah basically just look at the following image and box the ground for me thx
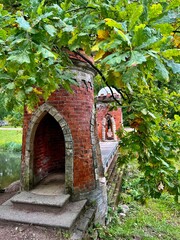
[0,192,65,240]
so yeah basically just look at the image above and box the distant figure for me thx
[107,128,113,139]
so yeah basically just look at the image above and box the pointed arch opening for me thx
[102,114,117,141]
[33,113,65,185]
[23,103,73,194]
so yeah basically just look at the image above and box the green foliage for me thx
[90,162,180,239]
[1,142,22,152]
[0,151,20,189]
[92,196,180,240]
[0,0,179,199]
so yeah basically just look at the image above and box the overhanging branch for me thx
[73,51,127,106]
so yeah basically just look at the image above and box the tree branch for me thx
[73,51,124,106]
[67,6,96,13]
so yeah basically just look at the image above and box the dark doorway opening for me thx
[106,115,113,140]
[33,113,65,187]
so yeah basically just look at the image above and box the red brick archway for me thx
[102,114,117,141]
[33,113,65,185]
[22,103,73,193]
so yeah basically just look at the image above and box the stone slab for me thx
[100,141,119,171]
[11,191,70,208]
[0,199,87,229]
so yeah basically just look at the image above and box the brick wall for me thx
[21,65,97,194]
[96,103,122,141]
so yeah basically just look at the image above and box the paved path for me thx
[100,141,119,172]
[0,128,22,130]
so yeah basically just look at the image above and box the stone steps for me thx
[0,191,87,230]
[11,191,70,212]
[70,206,96,240]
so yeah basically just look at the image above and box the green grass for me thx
[0,129,22,145]
[0,129,22,151]
[91,194,180,240]
[90,158,180,240]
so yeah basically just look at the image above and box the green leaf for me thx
[0,73,11,80]
[164,60,180,74]
[104,18,123,29]
[102,52,128,65]
[155,11,179,24]
[7,51,30,64]
[141,109,147,115]
[44,24,57,37]
[155,59,169,81]
[63,25,74,32]
[0,29,7,40]
[25,86,33,94]
[127,51,147,67]
[137,36,159,50]
[162,49,180,60]
[16,16,31,31]
[167,0,180,10]
[38,46,56,59]
[147,111,156,119]
[37,0,45,15]
[148,3,163,20]
[6,82,15,90]
[114,28,131,46]
[129,5,143,30]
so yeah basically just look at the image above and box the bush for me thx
[0,142,22,152]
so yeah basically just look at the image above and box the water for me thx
[0,151,21,189]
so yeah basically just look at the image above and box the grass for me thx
[91,194,180,240]
[0,128,22,151]
[0,129,22,145]
[89,159,180,240]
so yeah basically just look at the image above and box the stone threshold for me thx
[11,191,70,208]
[0,197,87,230]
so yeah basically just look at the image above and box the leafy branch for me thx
[73,50,127,105]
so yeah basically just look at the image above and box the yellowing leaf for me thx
[97,30,109,40]
[68,34,78,45]
[92,42,100,52]
[167,0,180,10]
[113,72,121,78]
[134,24,146,32]
[148,3,163,19]
[173,35,180,48]
[33,88,42,95]
[128,5,143,30]
[162,49,180,59]
[104,18,123,29]
[94,50,105,61]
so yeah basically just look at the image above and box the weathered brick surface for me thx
[21,61,108,223]
[96,103,122,141]
[33,113,65,184]
[22,65,97,194]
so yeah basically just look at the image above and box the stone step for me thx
[0,198,87,230]
[11,191,70,212]
[71,207,96,240]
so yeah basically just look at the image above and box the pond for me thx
[0,151,21,189]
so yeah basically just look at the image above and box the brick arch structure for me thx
[96,87,123,142]
[22,103,73,193]
[102,114,117,141]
